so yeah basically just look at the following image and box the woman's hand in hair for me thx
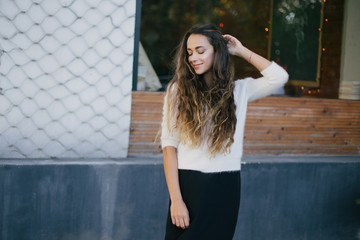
[171,199,190,229]
[224,34,271,71]
[223,34,245,57]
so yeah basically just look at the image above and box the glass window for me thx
[138,0,271,91]
[136,0,352,100]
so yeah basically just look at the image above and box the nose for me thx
[189,52,198,63]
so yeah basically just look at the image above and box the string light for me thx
[307,90,319,95]
[300,86,321,96]
[219,23,224,27]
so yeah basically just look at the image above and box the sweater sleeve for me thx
[160,85,180,149]
[246,61,289,102]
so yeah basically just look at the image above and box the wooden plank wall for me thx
[129,92,164,156]
[129,91,360,156]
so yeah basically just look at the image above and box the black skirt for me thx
[165,169,241,240]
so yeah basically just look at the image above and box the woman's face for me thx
[186,34,214,75]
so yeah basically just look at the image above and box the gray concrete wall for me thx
[0,156,359,240]
[234,156,360,240]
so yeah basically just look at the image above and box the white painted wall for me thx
[339,0,360,100]
[0,0,135,158]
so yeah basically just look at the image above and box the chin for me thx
[195,69,206,75]
[196,69,211,76]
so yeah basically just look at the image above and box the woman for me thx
[161,24,288,239]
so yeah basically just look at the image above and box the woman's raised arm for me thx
[223,34,271,72]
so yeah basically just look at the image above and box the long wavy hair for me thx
[166,24,236,157]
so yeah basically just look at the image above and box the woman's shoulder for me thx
[165,82,179,97]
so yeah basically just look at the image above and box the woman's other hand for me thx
[170,199,190,229]
[223,34,245,57]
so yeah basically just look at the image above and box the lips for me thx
[193,63,202,68]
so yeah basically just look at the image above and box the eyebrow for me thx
[187,46,205,51]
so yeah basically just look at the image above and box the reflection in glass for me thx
[271,0,323,86]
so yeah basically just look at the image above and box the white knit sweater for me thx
[161,62,289,173]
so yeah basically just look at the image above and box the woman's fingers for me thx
[223,34,232,40]
[223,34,236,44]
[170,200,190,229]
[178,217,188,229]
[184,215,190,228]
[172,215,189,229]
[223,34,239,56]
[223,34,246,57]
[223,34,242,46]
[179,218,185,229]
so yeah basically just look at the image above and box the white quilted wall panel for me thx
[0,0,135,158]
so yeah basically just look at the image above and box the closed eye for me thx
[187,50,204,57]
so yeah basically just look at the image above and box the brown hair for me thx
[166,24,236,157]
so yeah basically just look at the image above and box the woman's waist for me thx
[177,155,241,173]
